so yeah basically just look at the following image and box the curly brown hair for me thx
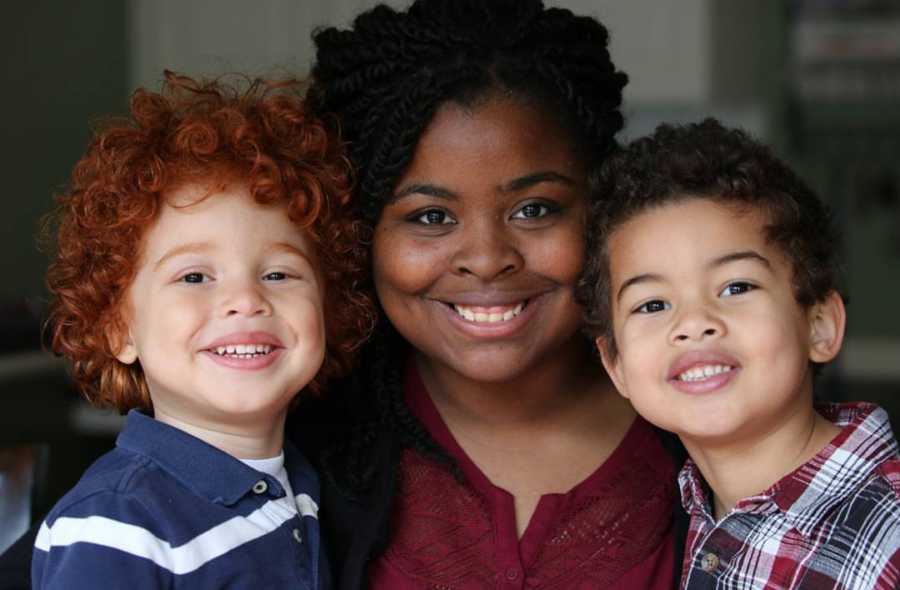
[578,118,841,359]
[46,71,374,411]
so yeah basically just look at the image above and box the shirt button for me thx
[292,528,302,544]
[252,480,268,494]
[701,552,719,572]
[505,567,519,580]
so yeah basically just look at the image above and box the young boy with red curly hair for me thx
[32,72,373,590]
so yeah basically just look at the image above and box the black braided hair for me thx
[309,0,628,223]
[307,0,627,491]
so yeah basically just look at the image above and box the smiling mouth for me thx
[209,344,274,359]
[676,364,735,382]
[447,300,528,323]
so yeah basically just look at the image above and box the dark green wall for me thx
[1,2,127,304]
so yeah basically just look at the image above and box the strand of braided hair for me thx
[308,0,627,492]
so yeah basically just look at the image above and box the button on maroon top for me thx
[368,364,678,589]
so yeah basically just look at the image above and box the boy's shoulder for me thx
[842,456,900,516]
[47,445,153,514]
[818,402,900,509]
[818,407,900,551]
[42,412,248,536]
[875,457,900,499]
[36,443,182,562]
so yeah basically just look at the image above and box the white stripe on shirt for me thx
[34,493,319,575]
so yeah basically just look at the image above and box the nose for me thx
[670,303,726,344]
[220,278,272,318]
[450,220,523,280]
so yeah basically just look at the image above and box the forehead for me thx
[607,198,783,276]
[143,182,309,252]
[402,96,585,184]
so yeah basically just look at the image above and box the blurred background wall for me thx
[2,0,899,551]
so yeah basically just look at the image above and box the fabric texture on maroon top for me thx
[368,362,679,589]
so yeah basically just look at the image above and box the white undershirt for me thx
[242,453,296,508]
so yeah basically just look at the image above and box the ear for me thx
[109,322,138,365]
[595,336,630,399]
[808,291,846,364]
[115,339,138,365]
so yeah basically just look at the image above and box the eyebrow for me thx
[616,273,662,303]
[389,170,576,204]
[708,250,771,270]
[267,241,315,265]
[153,241,314,271]
[154,242,213,271]
[614,250,772,303]
[390,183,457,203]
[503,171,576,192]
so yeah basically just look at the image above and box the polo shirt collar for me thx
[679,402,899,538]
[116,409,285,506]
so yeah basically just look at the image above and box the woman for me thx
[295,0,685,588]
[0,2,683,589]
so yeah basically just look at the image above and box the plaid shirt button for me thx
[701,552,719,572]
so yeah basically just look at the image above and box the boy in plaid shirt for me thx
[580,119,900,589]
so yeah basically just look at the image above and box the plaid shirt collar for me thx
[679,402,899,538]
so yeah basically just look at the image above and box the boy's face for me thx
[598,198,843,447]
[115,182,325,436]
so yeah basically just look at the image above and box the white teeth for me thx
[452,302,525,323]
[212,344,272,357]
[677,364,733,382]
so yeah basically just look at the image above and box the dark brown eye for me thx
[636,299,670,314]
[720,282,755,297]
[512,201,558,220]
[413,209,454,225]
[518,203,544,217]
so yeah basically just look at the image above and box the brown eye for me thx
[413,209,455,225]
[719,282,755,297]
[511,201,558,220]
[636,300,670,314]
[518,204,544,217]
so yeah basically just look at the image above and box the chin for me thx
[446,356,534,384]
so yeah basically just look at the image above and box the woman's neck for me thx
[414,336,635,538]
[415,338,616,430]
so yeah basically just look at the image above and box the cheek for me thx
[530,227,584,284]
[133,290,207,350]
[613,323,665,384]
[284,291,326,338]
[372,229,444,296]
[745,316,810,378]
[619,347,657,386]
[740,302,807,355]
[310,301,327,343]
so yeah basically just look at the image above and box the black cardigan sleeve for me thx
[0,525,38,590]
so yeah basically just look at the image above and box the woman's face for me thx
[372,96,589,383]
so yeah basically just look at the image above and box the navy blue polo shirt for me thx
[32,410,329,589]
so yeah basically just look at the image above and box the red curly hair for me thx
[46,71,374,412]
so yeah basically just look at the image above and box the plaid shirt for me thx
[680,402,900,590]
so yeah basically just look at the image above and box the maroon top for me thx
[368,364,678,589]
